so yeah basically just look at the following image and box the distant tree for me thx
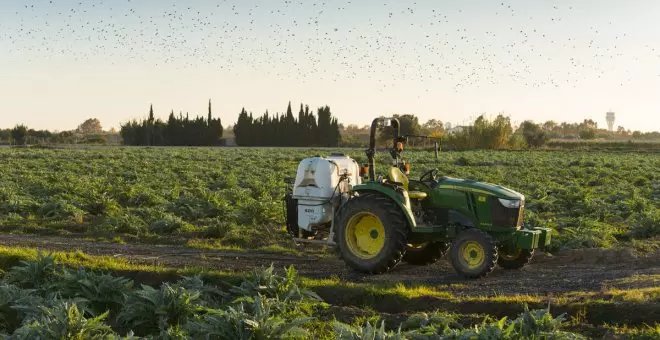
[120,102,222,146]
[232,102,339,147]
[581,119,597,130]
[148,105,155,123]
[423,119,444,132]
[207,100,212,124]
[578,128,596,140]
[77,118,103,134]
[616,126,627,135]
[0,129,10,143]
[521,121,549,147]
[233,108,252,146]
[11,124,28,145]
[444,114,513,149]
[632,131,642,139]
[542,120,557,131]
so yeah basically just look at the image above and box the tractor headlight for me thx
[497,198,521,209]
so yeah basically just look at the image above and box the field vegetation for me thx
[1,147,657,252]
[0,251,655,339]
[0,146,658,338]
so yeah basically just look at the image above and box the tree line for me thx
[119,101,223,146]
[2,106,659,148]
[233,102,341,147]
[340,114,660,150]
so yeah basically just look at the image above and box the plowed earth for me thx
[0,234,657,297]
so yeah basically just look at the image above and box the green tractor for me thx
[285,117,551,278]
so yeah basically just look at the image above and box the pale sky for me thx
[1,0,659,132]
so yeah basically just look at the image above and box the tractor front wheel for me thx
[335,193,408,274]
[403,241,449,265]
[497,248,534,269]
[449,229,498,279]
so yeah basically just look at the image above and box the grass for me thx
[0,245,246,288]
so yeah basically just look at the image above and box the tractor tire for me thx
[335,193,408,274]
[403,242,449,265]
[497,248,534,270]
[449,229,498,279]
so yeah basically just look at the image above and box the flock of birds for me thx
[2,1,659,92]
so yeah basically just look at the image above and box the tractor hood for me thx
[436,177,525,201]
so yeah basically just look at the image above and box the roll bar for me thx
[365,117,406,181]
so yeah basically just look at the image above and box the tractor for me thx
[284,117,551,278]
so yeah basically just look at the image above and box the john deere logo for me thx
[478,196,486,202]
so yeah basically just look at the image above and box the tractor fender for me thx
[345,182,417,228]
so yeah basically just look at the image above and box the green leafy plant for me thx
[186,295,314,340]
[117,283,201,336]
[230,265,321,303]
[11,301,115,340]
[4,253,61,292]
[0,283,43,333]
[53,268,133,316]
[333,320,404,340]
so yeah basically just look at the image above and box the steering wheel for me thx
[419,168,439,183]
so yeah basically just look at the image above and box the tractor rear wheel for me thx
[497,248,534,269]
[335,193,408,274]
[403,241,449,265]
[449,229,498,279]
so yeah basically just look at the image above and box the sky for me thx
[1,0,659,132]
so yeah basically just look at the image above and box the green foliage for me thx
[11,301,115,340]
[334,320,404,339]
[93,212,147,235]
[117,283,202,336]
[400,311,458,334]
[445,114,513,149]
[11,125,28,145]
[521,120,549,147]
[579,128,596,140]
[230,265,322,303]
[0,283,44,332]
[233,103,341,146]
[4,252,61,292]
[335,306,585,339]
[1,147,657,252]
[186,295,314,340]
[0,255,601,339]
[52,268,133,316]
[120,101,223,146]
[173,275,228,307]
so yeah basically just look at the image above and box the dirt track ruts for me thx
[0,234,658,297]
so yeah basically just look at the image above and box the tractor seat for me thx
[387,167,428,200]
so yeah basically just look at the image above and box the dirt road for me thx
[0,234,657,297]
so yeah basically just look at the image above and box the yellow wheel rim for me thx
[459,241,485,269]
[345,212,385,259]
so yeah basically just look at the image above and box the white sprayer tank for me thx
[292,154,361,231]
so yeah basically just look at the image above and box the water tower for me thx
[606,111,615,132]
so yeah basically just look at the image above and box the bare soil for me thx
[0,234,657,298]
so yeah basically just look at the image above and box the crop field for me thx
[2,147,658,251]
[0,147,658,338]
